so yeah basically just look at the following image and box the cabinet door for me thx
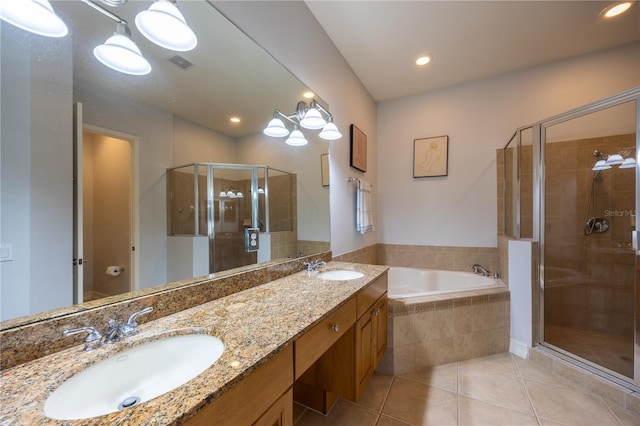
[254,388,293,426]
[373,296,388,365]
[355,309,374,398]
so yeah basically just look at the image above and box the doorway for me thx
[81,129,133,301]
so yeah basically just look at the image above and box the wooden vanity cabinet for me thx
[355,294,388,399]
[184,346,293,426]
[294,273,388,412]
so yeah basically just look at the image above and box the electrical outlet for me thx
[245,228,259,252]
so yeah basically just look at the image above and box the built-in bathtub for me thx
[388,267,502,299]
[377,266,511,376]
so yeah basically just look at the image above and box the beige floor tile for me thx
[356,372,394,412]
[382,377,457,426]
[458,367,533,414]
[514,356,584,391]
[605,401,640,426]
[458,395,539,426]
[296,399,379,426]
[525,379,621,425]
[538,419,574,426]
[376,415,412,426]
[458,352,519,377]
[400,362,458,392]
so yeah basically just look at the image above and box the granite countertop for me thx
[0,262,388,425]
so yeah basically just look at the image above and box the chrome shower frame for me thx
[506,87,640,390]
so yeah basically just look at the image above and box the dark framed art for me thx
[413,135,449,177]
[350,124,367,172]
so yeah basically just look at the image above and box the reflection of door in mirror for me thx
[77,127,133,303]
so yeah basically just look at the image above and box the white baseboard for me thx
[509,339,529,359]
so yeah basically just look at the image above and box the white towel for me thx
[356,179,374,234]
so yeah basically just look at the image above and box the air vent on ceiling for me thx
[168,55,194,70]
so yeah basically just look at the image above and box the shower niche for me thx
[166,163,296,278]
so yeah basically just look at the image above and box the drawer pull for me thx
[331,324,340,332]
[373,308,380,316]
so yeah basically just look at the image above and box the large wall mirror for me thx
[0,0,331,324]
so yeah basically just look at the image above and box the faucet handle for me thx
[121,307,153,336]
[62,326,103,351]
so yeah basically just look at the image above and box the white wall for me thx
[1,26,73,321]
[213,1,378,257]
[377,43,640,248]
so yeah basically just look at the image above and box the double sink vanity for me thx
[0,261,388,425]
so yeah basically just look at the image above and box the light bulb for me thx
[0,0,68,37]
[135,0,197,51]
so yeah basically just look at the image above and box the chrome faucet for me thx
[63,307,153,350]
[104,307,154,344]
[471,264,491,277]
[62,326,103,351]
[303,259,327,273]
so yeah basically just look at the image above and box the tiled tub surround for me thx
[0,262,388,425]
[333,244,499,275]
[378,285,510,376]
[0,252,331,370]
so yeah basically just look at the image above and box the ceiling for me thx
[51,0,313,138]
[306,1,640,102]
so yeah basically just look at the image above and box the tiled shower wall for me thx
[498,134,636,337]
[544,134,636,337]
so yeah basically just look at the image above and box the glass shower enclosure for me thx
[166,163,295,276]
[503,88,639,390]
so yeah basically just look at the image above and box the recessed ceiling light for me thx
[303,91,315,99]
[416,55,432,66]
[230,117,241,123]
[602,2,632,18]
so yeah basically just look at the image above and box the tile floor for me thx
[293,352,640,426]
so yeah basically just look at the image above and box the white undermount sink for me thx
[44,334,224,420]
[317,270,365,280]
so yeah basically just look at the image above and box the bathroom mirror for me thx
[0,1,330,324]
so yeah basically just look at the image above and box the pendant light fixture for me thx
[94,22,151,75]
[0,0,68,37]
[285,124,308,146]
[135,0,197,52]
[263,99,342,145]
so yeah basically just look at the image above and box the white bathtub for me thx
[388,267,502,299]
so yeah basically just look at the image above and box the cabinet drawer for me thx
[356,273,388,317]
[294,297,356,379]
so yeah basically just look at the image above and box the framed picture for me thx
[350,124,367,172]
[321,153,330,187]
[413,135,449,177]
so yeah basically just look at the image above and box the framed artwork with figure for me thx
[413,135,448,177]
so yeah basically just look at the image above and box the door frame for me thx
[535,88,640,389]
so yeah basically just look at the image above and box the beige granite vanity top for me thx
[0,262,388,425]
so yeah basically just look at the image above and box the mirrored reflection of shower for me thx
[584,150,636,236]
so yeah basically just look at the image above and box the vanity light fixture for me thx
[0,0,68,38]
[263,99,342,145]
[286,124,309,146]
[82,0,151,76]
[94,22,152,75]
[135,0,197,52]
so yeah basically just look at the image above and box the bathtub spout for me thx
[471,264,490,277]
